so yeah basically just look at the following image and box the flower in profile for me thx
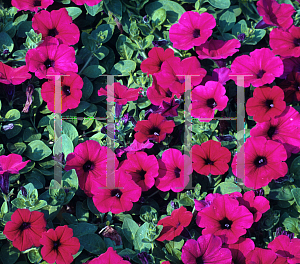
[270,26,300,58]
[196,194,253,244]
[40,225,80,264]
[140,47,174,75]
[155,98,180,117]
[169,11,216,50]
[155,56,207,94]
[84,247,130,264]
[98,82,142,105]
[278,72,300,103]
[256,0,295,30]
[246,86,286,123]
[91,170,142,214]
[120,151,159,192]
[12,0,54,12]
[32,8,80,45]
[211,67,231,86]
[250,106,300,158]
[231,136,288,189]
[71,0,102,6]
[41,72,83,114]
[190,140,231,176]
[223,237,255,264]
[245,248,278,264]
[25,36,78,79]
[22,84,35,113]
[3,209,47,252]
[134,113,175,143]
[194,193,222,211]
[155,148,193,193]
[195,39,241,60]
[181,234,232,264]
[0,154,30,175]
[268,235,300,263]
[230,48,283,87]
[156,206,193,241]
[116,139,154,158]
[64,140,119,197]
[0,62,31,85]
[190,81,228,122]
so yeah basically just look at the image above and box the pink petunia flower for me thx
[256,0,295,30]
[169,11,216,50]
[155,148,193,193]
[71,0,102,6]
[246,86,286,123]
[245,248,278,264]
[250,106,300,158]
[278,72,300,103]
[91,169,142,214]
[190,140,231,176]
[194,193,222,211]
[156,206,193,241]
[230,48,283,87]
[0,62,31,85]
[32,8,80,46]
[64,140,119,197]
[0,154,30,174]
[25,36,78,79]
[195,39,241,60]
[41,72,83,113]
[212,67,232,86]
[155,56,207,94]
[140,47,174,75]
[190,81,228,122]
[270,26,300,58]
[196,194,253,244]
[120,151,159,192]
[231,136,288,189]
[12,0,53,12]
[84,247,130,264]
[181,234,232,264]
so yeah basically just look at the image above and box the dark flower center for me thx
[254,156,267,168]
[205,158,214,165]
[44,59,55,69]
[174,167,181,178]
[48,28,59,37]
[62,85,71,96]
[139,170,147,180]
[149,127,160,136]
[53,240,61,250]
[207,98,217,109]
[177,78,185,84]
[111,189,123,198]
[83,160,95,172]
[196,257,204,264]
[33,0,41,6]
[257,69,266,78]
[267,126,277,139]
[193,29,201,38]
[19,222,31,231]
[294,38,300,46]
[219,217,233,229]
[265,99,274,108]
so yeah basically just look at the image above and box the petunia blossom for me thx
[230,48,284,87]
[11,0,54,12]
[245,248,278,264]
[0,153,30,175]
[32,8,80,45]
[156,206,193,241]
[0,62,31,85]
[84,247,130,264]
[169,11,216,50]
[71,0,102,6]
[194,193,222,211]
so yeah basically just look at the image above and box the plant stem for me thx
[79,54,94,75]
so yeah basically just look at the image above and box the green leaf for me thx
[133,222,152,252]
[24,140,52,161]
[268,185,294,201]
[122,218,139,244]
[4,120,22,139]
[93,46,109,60]
[140,206,158,223]
[214,182,241,194]
[0,31,14,52]
[69,223,98,237]
[79,234,106,255]
[292,188,300,207]
[243,29,266,45]
[62,169,78,190]
[151,8,167,28]
[62,212,78,224]
[142,35,155,49]
[17,21,32,38]
[82,65,106,78]
[0,243,20,264]
[76,201,89,222]
[85,2,103,16]
[208,0,230,9]
[81,32,96,52]
[91,24,114,44]
[283,217,300,235]
[5,109,20,121]
[110,60,136,76]
[53,134,74,161]
[232,19,248,36]
[50,119,79,146]
[11,198,26,209]
[116,35,134,60]
[104,0,122,18]
[7,142,27,155]
[74,101,91,114]
[81,77,94,100]
[23,127,41,142]
[65,7,82,20]
[219,10,236,33]
[27,248,42,263]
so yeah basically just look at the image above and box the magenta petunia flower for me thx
[41,72,83,114]
[120,151,159,192]
[140,47,174,75]
[156,206,193,242]
[231,136,288,189]
[230,48,284,87]
[194,193,222,211]
[223,237,255,264]
[169,11,216,50]
[250,106,300,158]
[195,39,241,60]
[12,0,53,12]
[91,169,142,214]
[212,67,232,86]
[32,8,80,46]
[98,82,142,105]
[85,247,130,264]
[0,62,31,85]
[270,26,300,58]
[246,86,286,123]
[71,0,102,6]
[134,113,175,143]
[278,72,300,103]
[181,234,232,264]
[0,154,30,174]
[64,140,119,197]
[196,194,253,244]
[190,81,228,122]
[256,0,295,30]
[155,56,207,95]
[190,140,231,176]
[245,248,278,264]
[25,36,78,80]
[155,148,193,193]
[268,235,300,264]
